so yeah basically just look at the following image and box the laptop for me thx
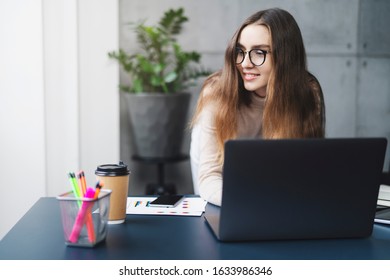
[204,138,387,241]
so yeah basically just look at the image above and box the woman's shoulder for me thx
[202,71,222,97]
[191,71,221,125]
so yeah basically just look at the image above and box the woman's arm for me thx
[196,104,223,206]
[190,97,223,207]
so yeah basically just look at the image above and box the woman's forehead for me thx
[238,24,271,49]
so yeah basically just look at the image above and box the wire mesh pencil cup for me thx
[57,189,111,247]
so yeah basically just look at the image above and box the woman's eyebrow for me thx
[236,43,271,50]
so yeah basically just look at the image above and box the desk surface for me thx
[1,197,390,260]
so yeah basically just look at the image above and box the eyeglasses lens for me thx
[236,48,266,66]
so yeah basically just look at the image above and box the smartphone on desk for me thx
[149,195,184,208]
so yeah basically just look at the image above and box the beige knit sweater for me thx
[192,92,265,206]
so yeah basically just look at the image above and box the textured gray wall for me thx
[118,0,390,195]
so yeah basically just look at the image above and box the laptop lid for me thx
[204,138,387,241]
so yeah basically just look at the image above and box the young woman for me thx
[190,8,326,206]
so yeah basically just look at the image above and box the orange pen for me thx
[85,186,96,243]
[78,171,87,196]
[94,181,103,199]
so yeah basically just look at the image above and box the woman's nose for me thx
[241,52,254,68]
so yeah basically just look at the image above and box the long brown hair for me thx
[192,8,325,162]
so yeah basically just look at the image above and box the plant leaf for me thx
[164,72,177,83]
[107,7,208,93]
[132,79,143,93]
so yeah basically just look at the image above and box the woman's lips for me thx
[243,73,260,81]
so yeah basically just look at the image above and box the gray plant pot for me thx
[123,92,191,158]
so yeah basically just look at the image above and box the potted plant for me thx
[108,7,208,158]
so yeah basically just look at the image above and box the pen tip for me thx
[96,180,104,188]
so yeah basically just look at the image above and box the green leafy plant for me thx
[108,7,209,94]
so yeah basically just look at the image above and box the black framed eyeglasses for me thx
[235,47,270,66]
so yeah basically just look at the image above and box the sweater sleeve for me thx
[196,103,223,206]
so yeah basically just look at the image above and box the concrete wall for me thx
[356,0,390,155]
[118,0,390,196]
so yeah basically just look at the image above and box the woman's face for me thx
[236,23,272,98]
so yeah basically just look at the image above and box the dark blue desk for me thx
[1,197,390,260]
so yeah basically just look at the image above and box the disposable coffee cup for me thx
[95,161,130,224]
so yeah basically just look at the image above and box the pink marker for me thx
[68,187,95,243]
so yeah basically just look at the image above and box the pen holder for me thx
[57,189,112,247]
